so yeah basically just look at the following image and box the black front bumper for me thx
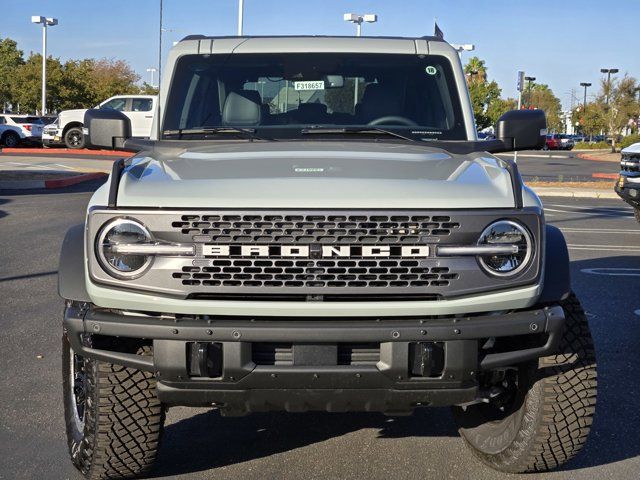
[615,172,640,208]
[64,305,565,414]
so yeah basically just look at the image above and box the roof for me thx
[172,35,452,56]
[180,34,445,43]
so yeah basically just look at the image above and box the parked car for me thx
[41,118,64,147]
[614,142,640,222]
[44,95,157,149]
[543,133,563,150]
[558,134,575,150]
[0,114,43,147]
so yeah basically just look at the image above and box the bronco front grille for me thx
[174,260,458,289]
[621,153,640,173]
[87,208,543,300]
[171,214,460,243]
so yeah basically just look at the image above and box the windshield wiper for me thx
[163,127,274,142]
[301,126,419,143]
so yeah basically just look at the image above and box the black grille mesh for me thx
[174,259,458,289]
[621,154,640,173]
[172,214,460,243]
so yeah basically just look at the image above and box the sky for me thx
[2,0,638,110]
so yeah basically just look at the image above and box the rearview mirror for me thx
[84,109,131,150]
[495,110,546,151]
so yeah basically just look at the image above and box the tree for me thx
[464,57,503,129]
[486,97,517,126]
[58,59,99,109]
[90,58,141,102]
[139,82,159,95]
[572,103,605,137]
[11,53,64,113]
[464,57,487,84]
[600,75,638,150]
[528,83,562,132]
[467,80,502,129]
[0,37,25,108]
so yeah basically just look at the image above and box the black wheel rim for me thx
[70,349,87,430]
[5,134,18,147]
[67,131,82,147]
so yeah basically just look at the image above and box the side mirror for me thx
[84,109,131,150]
[495,109,547,151]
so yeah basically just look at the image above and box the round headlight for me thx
[477,220,533,277]
[96,218,153,279]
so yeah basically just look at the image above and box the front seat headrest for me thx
[222,90,262,126]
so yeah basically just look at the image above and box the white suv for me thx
[0,114,44,147]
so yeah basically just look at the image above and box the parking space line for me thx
[581,268,640,277]
[545,208,631,217]
[569,245,640,252]
[560,227,640,234]
[51,163,79,171]
[546,203,632,211]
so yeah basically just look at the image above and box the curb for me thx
[591,172,618,180]
[572,149,612,152]
[0,172,107,190]
[577,152,619,162]
[531,187,619,199]
[0,147,130,157]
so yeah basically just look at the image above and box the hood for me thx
[59,108,89,121]
[622,142,640,154]
[116,141,515,209]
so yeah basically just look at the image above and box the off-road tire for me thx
[634,207,640,223]
[2,131,20,147]
[63,332,165,479]
[64,126,85,149]
[452,292,597,473]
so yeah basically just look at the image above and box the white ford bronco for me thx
[59,35,597,478]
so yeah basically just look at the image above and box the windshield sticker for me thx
[425,66,437,75]
[294,81,325,91]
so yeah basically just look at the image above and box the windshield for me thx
[11,116,43,124]
[163,53,466,141]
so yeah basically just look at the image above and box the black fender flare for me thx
[58,224,90,302]
[538,224,571,304]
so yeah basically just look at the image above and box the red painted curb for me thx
[591,172,618,180]
[577,152,619,163]
[0,147,131,157]
[44,172,108,188]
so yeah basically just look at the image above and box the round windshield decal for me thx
[425,66,437,75]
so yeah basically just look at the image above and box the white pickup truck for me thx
[42,94,157,149]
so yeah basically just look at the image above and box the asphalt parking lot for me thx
[1,180,639,479]
[0,149,620,182]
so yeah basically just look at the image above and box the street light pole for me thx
[579,82,591,111]
[146,68,158,87]
[31,16,58,115]
[344,13,377,107]
[524,76,536,108]
[600,68,619,105]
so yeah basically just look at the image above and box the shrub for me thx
[574,141,610,150]
[619,134,640,150]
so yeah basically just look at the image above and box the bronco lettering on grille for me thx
[201,245,430,258]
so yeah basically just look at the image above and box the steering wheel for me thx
[367,116,418,127]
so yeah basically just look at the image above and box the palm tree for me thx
[464,57,486,84]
